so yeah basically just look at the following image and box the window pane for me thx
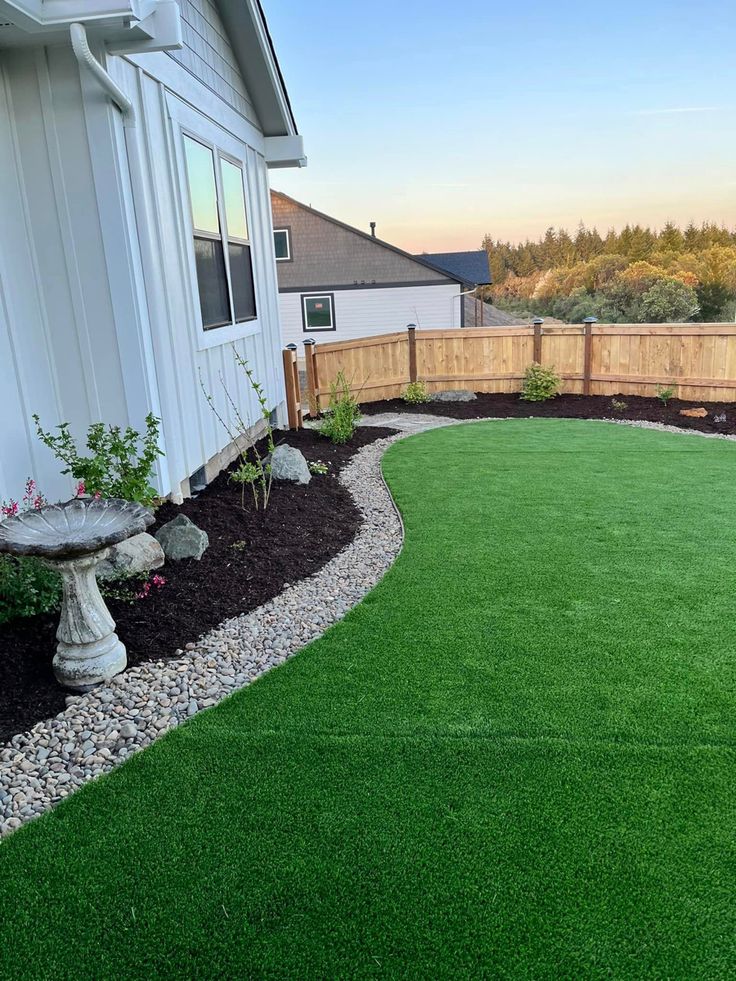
[221,159,249,241]
[184,137,220,235]
[194,237,231,328]
[229,242,257,321]
[305,296,333,329]
[274,229,290,260]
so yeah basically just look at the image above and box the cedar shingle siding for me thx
[271,192,454,290]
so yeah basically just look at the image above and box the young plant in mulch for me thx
[403,380,430,404]
[200,346,275,511]
[308,460,330,476]
[656,385,676,406]
[100,572,167,605]
[0,479,62,624]
[33,413,163,507]
[318,371,362,445]
[520,363,561,402]
[611,398,628,413]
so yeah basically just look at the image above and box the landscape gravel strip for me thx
[0,432,410,839]
[2,413,734,839]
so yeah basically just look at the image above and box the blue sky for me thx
[265,0,736,252]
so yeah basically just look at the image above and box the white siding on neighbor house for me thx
[0,39,285,503]
[278,283,462,349]
[168,0,258,126]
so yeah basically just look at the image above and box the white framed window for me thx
[302,293,335,332]
[183,134,257,332]
[273,228,291,261]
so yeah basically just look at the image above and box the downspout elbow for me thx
[70,22,135,125]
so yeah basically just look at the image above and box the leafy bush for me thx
[0,555,61,624]
[200,347,275,510]
[656,385,676,406]
[33,413,163,506]
[403,381,430,404]
[639,279,699,323]
[0,477,61,623]
[520,363,561,402]
[318,371,361,444]
[611,398,628,413]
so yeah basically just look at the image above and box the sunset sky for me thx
[266,0,736,253]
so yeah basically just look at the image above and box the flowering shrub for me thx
[0,478,60,624]
[33,413,163,506]
[403,381,431,404]
[99,572,167,605]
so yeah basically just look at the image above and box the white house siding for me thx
[168,0,258,127]
[0,45,134,503]
[278,283,462,349]
[0,41,285,502]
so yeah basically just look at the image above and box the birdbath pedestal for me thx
[0,498,154,691]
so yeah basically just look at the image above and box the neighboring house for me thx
[270,191,491,347]
[0,1,305,504]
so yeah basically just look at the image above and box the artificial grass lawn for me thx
[2,419,736,979]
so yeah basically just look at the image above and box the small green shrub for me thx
[308,460,330,475]
[33,413,163,506]
[656,385,676,406]
[403,381,430,404]
[0,555,61,624]
[611,398,628,413]
[318,371,361,444]
[520,363,561,402]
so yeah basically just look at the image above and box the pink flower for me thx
[94,491,102,500]
[76,481,86,497]
[151,574,167,589]
[1,500,19,518]
[136,582,151,600]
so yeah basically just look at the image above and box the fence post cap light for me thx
[303,338,315,345]
[583,317,598,324]
[285,343,297,351]
[407,323,417,328]
[532,317,544,325]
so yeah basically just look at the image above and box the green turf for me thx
[1,419,735,980]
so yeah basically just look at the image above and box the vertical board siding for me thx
[169,0,257,126]
[305,325,736,408]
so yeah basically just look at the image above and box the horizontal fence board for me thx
[288,323,736,423]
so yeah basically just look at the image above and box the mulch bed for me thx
[0,427,395,743]
[361,392,736,436]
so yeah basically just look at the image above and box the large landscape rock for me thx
[155,514,209,561]
[96,532,165,581]
[270,444,311,485]
[429,390,477,403]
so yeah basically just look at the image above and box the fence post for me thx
[407,323,417,383]
[282,344,302,430]
[303,338,320,417]
[532,318,544,362]
[582,317,597,396]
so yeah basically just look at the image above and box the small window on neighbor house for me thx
[183,135,257,330]
[273,228,291,261]
[302,294,335,332]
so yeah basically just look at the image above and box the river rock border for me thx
[3,414,734,839]
[0,431,411,840]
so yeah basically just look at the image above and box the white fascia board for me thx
[264,135,307,169]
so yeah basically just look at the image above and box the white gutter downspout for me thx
[70,23,173,497]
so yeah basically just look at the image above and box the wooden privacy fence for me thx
[282,323,736,425]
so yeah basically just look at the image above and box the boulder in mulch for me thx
[155,514,209,561]
[430,390,477,403]
[270,444,311,485]
[96,532,164,581]
[679,407,708,418]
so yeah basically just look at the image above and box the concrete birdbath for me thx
[0,498,154,691]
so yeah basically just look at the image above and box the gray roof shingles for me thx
[416,251,491,287]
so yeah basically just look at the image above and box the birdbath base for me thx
[47,549,127,691]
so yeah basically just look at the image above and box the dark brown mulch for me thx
[0,427,396,743]
[361,393,736,436]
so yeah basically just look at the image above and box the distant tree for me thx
[639,279,699,323]
[659,220,685,253]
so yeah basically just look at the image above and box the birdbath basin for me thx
[0,498,154,691]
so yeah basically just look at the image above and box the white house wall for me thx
[0,39,285,502]
[278,283,462,349]
[0,45,133,503]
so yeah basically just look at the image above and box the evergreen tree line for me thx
[481,221,736,324]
